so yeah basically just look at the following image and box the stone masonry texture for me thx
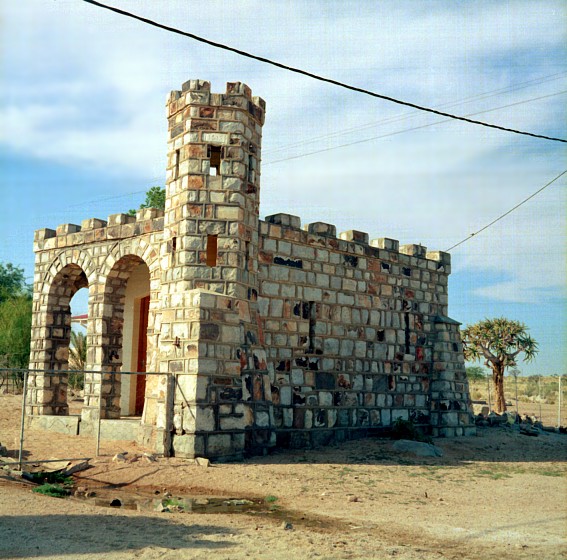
[27,79,475,461]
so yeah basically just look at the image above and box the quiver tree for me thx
[461,318,538,413]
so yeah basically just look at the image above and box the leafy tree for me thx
[0,262,30,303]
[69,331,87,370]
[0,262,32,372]
[465,366,486,382]
[461,318,538,413]
[0,295,32,369]
[128,186,166,216]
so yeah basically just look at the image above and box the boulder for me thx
[392,439,443,457]
[195,457,210,468]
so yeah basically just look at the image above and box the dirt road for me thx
[1,394,566,559]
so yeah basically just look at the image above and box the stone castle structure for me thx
[26,79,475,460]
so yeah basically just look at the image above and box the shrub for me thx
[391,417,432,444]
[33,483,71,498]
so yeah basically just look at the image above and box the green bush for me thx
[27,472,73,485]
[391,417,432,444]
[264,495,278,503]
[33,483,71,498]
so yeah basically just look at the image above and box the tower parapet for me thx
[163,80,265,299]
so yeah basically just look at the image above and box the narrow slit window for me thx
[244,241,250,271]
[206,235,218,267]
[208,145,222,176]
[248,155,254,182]
[307,301,316,354]
[174,149,180,179]
[404,312,410,354]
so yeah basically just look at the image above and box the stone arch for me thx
[43,249,97,292]
[100,238,160,280]
[102,254,150,370]
[27,250,95,416]
[90,250,155,420]
[100,239,160,369]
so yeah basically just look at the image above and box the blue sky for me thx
[1,0,565,375]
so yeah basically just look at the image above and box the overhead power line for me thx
[445,170,567,252]
[82,0,566,144]
[41,92,566,211]
[264,90,567,165]
[263,72,567,155]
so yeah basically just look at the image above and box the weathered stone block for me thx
[56,223,81,235]
[107,213,136,226]
[264,213,301,229]
[339,230,369,244]
[370,238,399,251]
[306,222,336,238]
[207,434,232,456]
[81,218,107,230]
[400,244,427,258]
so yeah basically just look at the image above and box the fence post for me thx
[558,374,562,428]
[163,373,175,458]
[18,370,29,471]
[538,375,542,421]
[96,371,103,456]
[514,373,519,416]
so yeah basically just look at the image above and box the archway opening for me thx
[43,264,89,415]
[69,287,89,413]
[103,256,151,418]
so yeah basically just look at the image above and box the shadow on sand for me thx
[0,514,237,558]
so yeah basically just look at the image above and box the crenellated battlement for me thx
[33,208,165,251]
[262,213,451,272]
[166,80,265,133]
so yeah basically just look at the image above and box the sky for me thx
[1,0,565,376]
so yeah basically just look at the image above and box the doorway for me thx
[135,295,150,416]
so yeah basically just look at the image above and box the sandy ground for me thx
[1,393,566,560]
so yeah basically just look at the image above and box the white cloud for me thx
[454,182,567,303]
[0,0,565,306]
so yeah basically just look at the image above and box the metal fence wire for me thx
[0,368,164,470]
[1,369,565,470]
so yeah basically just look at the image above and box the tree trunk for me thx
[492,364,507,413]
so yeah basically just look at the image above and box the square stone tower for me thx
[154,80,274,458]
[162,79,265,299]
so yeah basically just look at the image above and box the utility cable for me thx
[81,0,566,143]
[64,189,147,209]
[39,92,566,208]
[264,71,567,155]
[264,90,567,165]
[445,170,567,252]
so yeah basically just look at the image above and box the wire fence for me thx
[0,368,25,394]
[468,374,566,426]
[0,368,166,470]
[1,369,565,472]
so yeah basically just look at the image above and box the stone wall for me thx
[255,215,474,444]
